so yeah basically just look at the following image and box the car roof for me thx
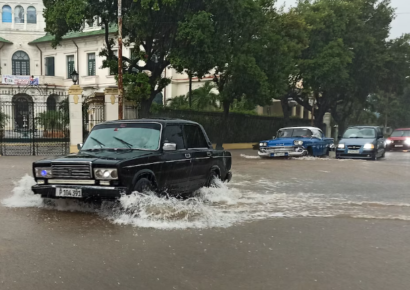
[347,126,379,129]
[281,126,321,130]
[101,118,200,126]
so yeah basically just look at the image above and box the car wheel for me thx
[133,178,154,194]
[206,170,220,188]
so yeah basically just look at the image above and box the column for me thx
[323,112,332,137]
[291,106,296,117]
[104,87,119,121]
[68,84,84,153]
[11,7,14,29]
[299,105,304,119]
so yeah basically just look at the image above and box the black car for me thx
[336,126,385,160]
[31,119,232,199]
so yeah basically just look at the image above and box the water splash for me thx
[3,175,410,229]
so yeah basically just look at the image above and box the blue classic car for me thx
[258,127,334,158]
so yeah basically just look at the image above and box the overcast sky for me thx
[276,0,410,39]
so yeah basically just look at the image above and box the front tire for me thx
[133,178,154,194]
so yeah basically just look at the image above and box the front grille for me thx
[393,140,403,144]
[347,145,362,150]
[51,164,92,179]
[264,146,296,153]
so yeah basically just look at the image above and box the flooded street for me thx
[1,150,410,289]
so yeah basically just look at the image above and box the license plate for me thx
[271,152,287,157]
[348,150,360,154]
[56,188,82,198]
[395,145,403,147]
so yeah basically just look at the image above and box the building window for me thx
[110,50,117,75]
[67,55,75,79]
[88,53,96,76]
[27,6,36,24]
[2,5,11,23]
[14,6,24,23]
[12,51,30,75]
[47,96,56,111]
[45,57,55,76]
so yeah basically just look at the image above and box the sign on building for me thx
[1,75,40,85]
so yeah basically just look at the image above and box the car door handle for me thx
[185,154,191,158]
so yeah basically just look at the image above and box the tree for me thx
[0,112,9,129]
[167,82,220,111]
[43,0,208,117]
[170,11,216,108]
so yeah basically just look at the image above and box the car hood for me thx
[339,138,376,145]
[35,150,158,166]
[388,137,408,141]
[261,137,312,147]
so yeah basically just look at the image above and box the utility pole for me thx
[117,0,123,120]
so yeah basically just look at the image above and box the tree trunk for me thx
[139,99,152,119]
[280,96,290,126]
[188,73,193,109]
[313,106,327,129]
[216,101,230,150]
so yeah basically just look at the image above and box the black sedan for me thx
[31,119,232,199]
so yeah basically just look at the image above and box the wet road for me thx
[1,151,410,290]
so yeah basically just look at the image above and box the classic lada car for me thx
[385,128,410,151]
[258,126,334,158]
[31,119,232,199]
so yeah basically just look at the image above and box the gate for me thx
[0,94,70,156]
[82,93,105,142]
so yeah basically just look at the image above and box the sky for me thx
[276,0,410,39]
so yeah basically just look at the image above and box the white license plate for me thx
[395,145,403,147]
[348,150,360,154]
[56,188,82,198]
[271,152,287,157]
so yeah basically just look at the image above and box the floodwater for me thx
[1,150,410,289]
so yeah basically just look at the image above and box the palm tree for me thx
[189,81,220,110]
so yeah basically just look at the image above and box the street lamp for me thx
[71,70,79,85]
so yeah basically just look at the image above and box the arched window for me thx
[27,6,36,24]
[2,5,11,23]
[14,5,24,23]
[12,51,30,75]
[47,96,56,111]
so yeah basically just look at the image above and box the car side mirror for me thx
[163,142,176,151]
[77,143,83,150]
[272,136,276,139]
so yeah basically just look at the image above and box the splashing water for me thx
[3,175,410,229]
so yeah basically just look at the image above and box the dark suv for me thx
[31,119,232,199]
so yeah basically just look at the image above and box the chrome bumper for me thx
[258,146,307,157]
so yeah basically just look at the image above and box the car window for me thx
[184,125,208,149]
[162,125,185,150]
[391,130,410,137]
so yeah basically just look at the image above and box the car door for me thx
[160,124,192,194]
[310,128,325,156]
[183,124,213,191]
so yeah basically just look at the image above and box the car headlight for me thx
[386,140,392,145]
[363,143,375,150]
[405,139,410,145]
[259,142,267,147]
[34,167,52,178]
[338,144,345,149]
[94,168,118,180]
[294,140,303,146]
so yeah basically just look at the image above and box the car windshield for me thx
[391,130,410,137]
[343,128,376,138]
[82,123,161,150]
[278,128,312,138]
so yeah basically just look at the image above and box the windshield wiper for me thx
[113,136,133,149]
[90,137,105,147]
[348,136,364,138]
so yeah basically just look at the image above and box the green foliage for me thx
[0,111,9,129]
[36,111,66,130]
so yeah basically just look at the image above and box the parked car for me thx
[336,126,385,160]
[258,126,334,158]
[31,119,232,199]
[385,128,410,151]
